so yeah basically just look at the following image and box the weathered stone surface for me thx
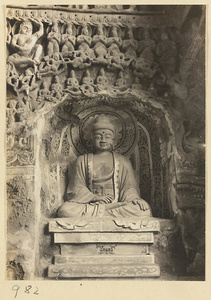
[54,254,155,265]
[49,217,160,232]
[48,263,160,278]
[6,4,205,280]
[61,244,149,256]
[54,232,154,244]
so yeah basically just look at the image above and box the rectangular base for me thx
[61,243,149,256]
[48,263,160,278]
[48,218,160,279]
[54,254,155,265]
[54,232,154,243]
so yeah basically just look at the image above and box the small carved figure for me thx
[37,81,51,103]
[50,75,63,100]
[107,44,125,71]
[61,23,76,53]
[6,100,17,131]
[137,29,156,63]
[77,42,95,68]
[115,71,126,88]
[14,101,28,126]
[113,71,129,95]
[8,19,43,70]
[64,70,81,96]
[62,51,83,69]
[17,68,38,96]
[64,46,94,69]
[122,27,138,66]
[132,29,158,79]
[39,53,66,76]
[92,24,108,65]
[80,70,96,96]
[47,22,61,56]
[131,76,143,91]
[57,115,151,218]
[133,57,159,79]
[76,24,92,47]
[95,68,109,91]
[107,26,122,48]
[63,24,94,69]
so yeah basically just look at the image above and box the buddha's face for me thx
[93,129,114,152]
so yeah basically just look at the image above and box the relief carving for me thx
[6,5,205,280]
[61,23,76,53]
[39,53,66,77]
[96,244,117,254]
[48,264,160,277]
[8,19,43,71]
[64,70,81,96]
[6,12,195,110]
[96,68,109,91]
[92,24,108,65]
[50,75,63,101]
[46,21,61,56]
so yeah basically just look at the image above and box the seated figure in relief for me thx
[57,116,151,218]
[8,19,43,70]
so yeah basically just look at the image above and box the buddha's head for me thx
[91,116,115,152]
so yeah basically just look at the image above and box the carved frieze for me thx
[6,6,179,29]
[53,254,155,265]
[6,6,193,113]
[48,263,160,278]
[49,217,160,232]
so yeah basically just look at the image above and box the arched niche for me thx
[38,94,176,219]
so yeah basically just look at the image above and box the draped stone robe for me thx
[57,152,151,218]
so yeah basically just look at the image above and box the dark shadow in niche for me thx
[42,268,48,278]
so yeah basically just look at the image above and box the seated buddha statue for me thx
[57,116,151,218]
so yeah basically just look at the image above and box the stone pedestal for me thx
[48,217,160,278]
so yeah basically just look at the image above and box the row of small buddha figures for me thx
[8,67,151,107]
[7,19,177,79]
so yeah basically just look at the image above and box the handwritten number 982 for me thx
[12,285,39,298]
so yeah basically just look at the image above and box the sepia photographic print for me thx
[4,3,206,287]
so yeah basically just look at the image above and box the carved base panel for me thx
[54,232,154,243]
[61,244,149,256]
[49,217,160,232]
[54,254,155,265]
[48,263,160,278]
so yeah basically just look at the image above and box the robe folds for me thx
[57,152,151,218]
